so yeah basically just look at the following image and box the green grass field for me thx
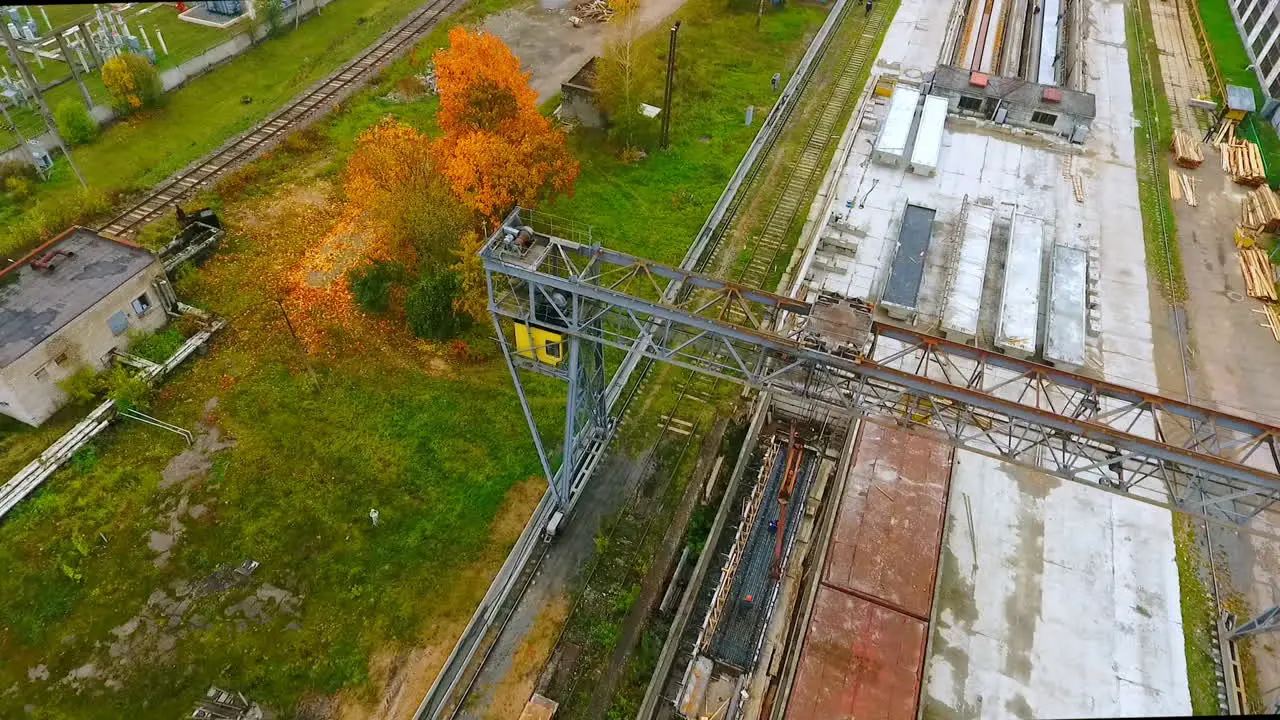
[1197,0,1280,186]
[543,1,829,264]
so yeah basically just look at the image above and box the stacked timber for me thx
[574,0,615,21]
[1211,120,1238,147]
[1265,304,1280,343]
[1239,245,1278,300]
[1241,186,1280,231]
[1171,129,1204,168]
[1223,138,1268,186]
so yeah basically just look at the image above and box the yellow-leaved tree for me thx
[101,53,163,114]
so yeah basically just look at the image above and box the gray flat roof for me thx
[1227,85,1256,112]
[0,228,157,368]
[882,204,936,309]
[932,65,1097,119]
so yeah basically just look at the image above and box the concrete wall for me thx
[0,0,339,165]
[560,85,605,128]
[0,262,169,426]
[934,88,1087,139]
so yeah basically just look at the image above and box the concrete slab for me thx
[941,203,996,342]
[1045,244,1087,367]
[996,213,1047,357]
[785,587,927,720]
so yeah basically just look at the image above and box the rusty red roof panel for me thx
[784,587,927,720]
[822,423,953,620]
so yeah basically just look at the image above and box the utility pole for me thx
[54,32,93,110]
[659,20,680,151]
[0,22,85,187]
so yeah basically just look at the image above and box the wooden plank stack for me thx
[1211,119,1238,146]
[1241,185,1280,231]
[1222,138,1268,186]
[1239,245,1278,300]
[574,0,615,21]
[1265,304,1280,343]
[1171,128,1204,168]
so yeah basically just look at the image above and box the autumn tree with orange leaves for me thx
[431,27,580,223]
[345,117,470,270]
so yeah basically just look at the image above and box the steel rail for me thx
[97,0,463,239]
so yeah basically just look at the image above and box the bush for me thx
[4,175,32,200]
[127,327,186,364]
[0,159,36,185]
[347,260,404,314]
[405,270,469,340]
[102,366,150,412]
[58,367,101,405]
[280,126,324,155]
[54,100,98,145]
[101,53,163,114]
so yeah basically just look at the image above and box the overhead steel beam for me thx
[482,210,1280,531]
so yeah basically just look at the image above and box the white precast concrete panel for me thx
[1045,244,1087,367]
[941,204,996,342]
[1038,0,1063,86]
[997,213,1046,355]
[909,95,949,176]
[873,85,921,165]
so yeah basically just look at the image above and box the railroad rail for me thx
[97,0,464,239]
[415,0,877,713]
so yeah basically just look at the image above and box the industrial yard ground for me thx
[0,0,838,716]
[7,0,1280,714]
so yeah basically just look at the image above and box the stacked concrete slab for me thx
[1045,244,1088,368]
[941,204,996,343]
[996,213,1046,357]
[873,85,921,166]
[909,95,949,176]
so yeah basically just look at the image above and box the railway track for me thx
[97,0,464,239]
[419,0,889,713]
[726,4,889,296]
[1127,1,1230,713]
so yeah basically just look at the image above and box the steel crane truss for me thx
[482,215,1280,531]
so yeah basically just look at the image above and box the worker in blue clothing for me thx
[865,0,873,14]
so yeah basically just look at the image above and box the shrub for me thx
[102,366,150,412]
[347,260,404,314]
[58,367,101,405]
[54,100,98,145]
[259,0,286,37]
[127,327,186,364]
[0,159,36,185]
[101,53,163,114]
[280,126,324,155]
[405,270,469,340]
[4,175,32,200]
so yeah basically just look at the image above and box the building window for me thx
[108,310,129,336]
[53,352,68,366]
[131,292,152,315]
[958,95,982,112]
[1252,15,1279,55]
[1031,110,1058,126]
[33,367,47,381]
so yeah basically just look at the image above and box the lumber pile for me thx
[1171,128,1203,168]
[1264,304,1280,343]
[1211,119,1238,147]
[1239,245,1278,300]
[1222,138,1268,186]
[1241,185,1280,230]
[574,0,615,21]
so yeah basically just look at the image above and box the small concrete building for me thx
[0,227,174,427]
[560,58,606,129]
[930,65,1096,142]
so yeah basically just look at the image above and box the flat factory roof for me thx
[1045,244,1087,367]
[996,213,1046,354]
[909,95,949,172]
[941,204,996,339]
[875,85,921,160]
[881,204,936,310]
[0,227,156,368]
